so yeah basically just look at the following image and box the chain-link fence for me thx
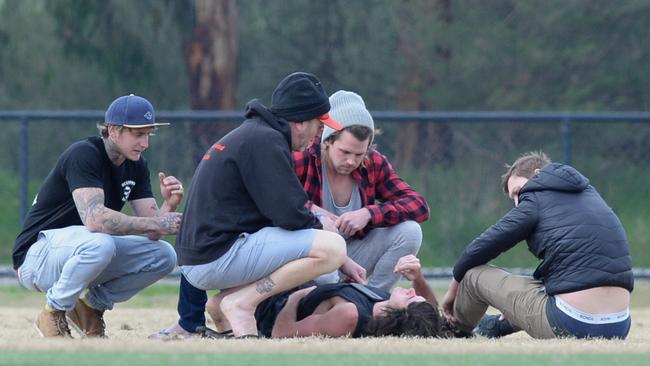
[2,111,650,270]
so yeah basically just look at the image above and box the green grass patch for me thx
[0,351,648,366]
[2,281,649,309]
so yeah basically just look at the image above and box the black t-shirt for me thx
[12,136,153,269]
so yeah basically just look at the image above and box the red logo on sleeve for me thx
[202,143,226,160]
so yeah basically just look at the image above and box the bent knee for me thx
[152,241,177,274]
[384,221,422,253]
[462,265,506,288]
[311,230,347,265]
[396,220,423,244]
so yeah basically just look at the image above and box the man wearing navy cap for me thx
[160,72,364,338]
[13,94,183,338]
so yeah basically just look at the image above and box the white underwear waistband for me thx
[555,296,630,325]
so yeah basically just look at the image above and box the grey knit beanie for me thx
[321,90,375,143]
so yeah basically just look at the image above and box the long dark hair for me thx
[363,301,444,338]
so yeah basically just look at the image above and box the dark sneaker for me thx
[440,318,474,338]
[67,300,106,338]
[35,308,72,338]
[473,314,515,338]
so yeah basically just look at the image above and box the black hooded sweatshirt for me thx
[453,163,633,295]
[176,100,322,266]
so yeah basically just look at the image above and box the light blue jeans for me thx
[17,225,176,312]
[180,226,315,291]
[316,220,422,291]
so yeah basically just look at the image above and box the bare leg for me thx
[206,290,235,333]
[220,230,346,337]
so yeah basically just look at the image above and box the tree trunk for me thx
[186,0,239,160]
[395,0,453,170]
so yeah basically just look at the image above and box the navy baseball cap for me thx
[104,94,169,128]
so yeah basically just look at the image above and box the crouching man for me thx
[13,95,182,338]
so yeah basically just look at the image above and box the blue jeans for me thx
[178,275,207,333]
[18,225,176,311]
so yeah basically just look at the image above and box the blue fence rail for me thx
[2,110,650,223]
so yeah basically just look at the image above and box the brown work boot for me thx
[67,299,106,338]
[34,307,72,338]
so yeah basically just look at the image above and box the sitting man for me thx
[297,90,430,290]
[441,151,633,339]
[13,94,182,338]
[205,255,444,338]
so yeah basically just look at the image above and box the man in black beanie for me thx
[164,72,367,338]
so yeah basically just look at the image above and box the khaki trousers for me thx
[454,265,556,339]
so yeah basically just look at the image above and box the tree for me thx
[44,0,191,107]
[394,0,454,170]
[186,0,239,159]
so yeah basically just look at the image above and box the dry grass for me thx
[0,306,649,355]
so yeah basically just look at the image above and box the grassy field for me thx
[1,281,649,366]
[0,351,648,366]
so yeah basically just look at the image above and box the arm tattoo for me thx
[255,276,276,295]
[129,198,160,218]
[73,187,143,234]
[74,188,106,226]
[158,213,178,232]
[105,213,137,233]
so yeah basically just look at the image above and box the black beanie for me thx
[270,72,330,122]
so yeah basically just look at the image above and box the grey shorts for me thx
[180,227,316,291]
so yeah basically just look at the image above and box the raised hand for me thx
[394,254,422,281]
[159,172,184,210]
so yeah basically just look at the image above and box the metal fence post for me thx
[19,116,29,223]
[561,117,573,165]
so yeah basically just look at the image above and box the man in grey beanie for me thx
[294,90,430,291]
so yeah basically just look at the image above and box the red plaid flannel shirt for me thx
[293,141,430,239]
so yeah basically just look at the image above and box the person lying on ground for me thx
[205,255,446,338]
